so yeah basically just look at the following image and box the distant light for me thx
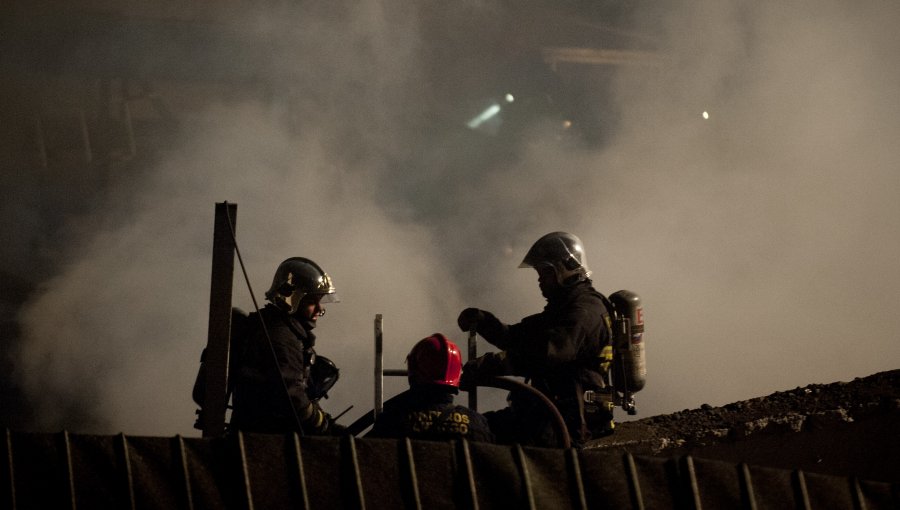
[505,93,515,103]
[562,120,572,129]
[467,103,502,129]
[702,111,710,120]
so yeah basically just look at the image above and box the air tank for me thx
[610,290,646,395]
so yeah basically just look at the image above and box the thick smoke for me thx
[10,0,900,435]
[587,1,900,410]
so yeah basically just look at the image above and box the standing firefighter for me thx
[457,232,615,446]
[368,333,494,442]
[229,257,344,435]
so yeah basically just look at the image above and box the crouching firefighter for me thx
[193,257,345,435]
[368,333,494,442]
[458,232,642,447]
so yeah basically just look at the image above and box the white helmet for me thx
[265,257,339,314]
[519,232,592,286]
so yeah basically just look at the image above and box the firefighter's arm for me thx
[298,401,344,435]
[506,309,594,373]
[459,352,513,391]
[457,308,511,349]
[268,330,340,434]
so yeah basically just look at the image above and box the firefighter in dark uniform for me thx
[368,333,494,443]
[457,232,614,447]
[229,257,344,435]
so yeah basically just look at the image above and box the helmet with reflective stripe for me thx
[407,333,462,388]
[265,257,339,314]
[519,231,591,285]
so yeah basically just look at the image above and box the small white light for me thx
[505,93,515,103]
[702,111,710,120]
[467,103,502,129]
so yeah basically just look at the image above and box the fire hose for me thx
[345,376,571,449]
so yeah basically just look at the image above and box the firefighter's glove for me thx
[459,352,506,391]
[458,307,504,339]
[457,308,487,333]
[300,401,334,435]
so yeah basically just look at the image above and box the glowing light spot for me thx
[505,93,515,103]
[467,103,501,129]
[702,111,710,120]
[562,120,572,129]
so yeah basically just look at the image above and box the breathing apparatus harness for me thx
[193,205,340,435]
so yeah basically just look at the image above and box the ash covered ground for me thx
[588,369,900,482]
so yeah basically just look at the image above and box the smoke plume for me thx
[8,0,900,435]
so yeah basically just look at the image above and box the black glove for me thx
[458,353,507,391]
[458,361,479,392]
[457,308,487,333]
[458,308,509,349]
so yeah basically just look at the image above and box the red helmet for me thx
[407,333,462,388]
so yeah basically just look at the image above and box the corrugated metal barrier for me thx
[3,429,897,509]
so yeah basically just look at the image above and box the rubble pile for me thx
[588,369,900,482]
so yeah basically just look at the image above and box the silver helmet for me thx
[519,232,591,285]
[265,257,339,314]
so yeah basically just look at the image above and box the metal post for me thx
[291,433,310,510]
[374,314,384,418]
[458,439,479,510]
[624,453,645,510]
[236,432,255,510]
[199,202,237,437]
[175,436,195,510]
[61,431,76,510]
[117,434,136,510]
[345,437,366,510]
[4,429,17,510]
[682,455,702,510]
[402,438,422,510]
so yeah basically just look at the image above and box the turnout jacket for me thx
[368,385,494,443]
[230,304,335,435]
[468,280,612,442]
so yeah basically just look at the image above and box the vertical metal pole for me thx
[403,438,422,510]
[515,445,536,510]
[739,463,757,510]
[346,437,366,510]
[458,439,479,510]
[374,314,384,418]
[117,434,136,510]
[61,431,76,510]
[467,327,477,411]
[291,433,310,510]
[4,429,16,510]
[175,436,195,510]
[200,202,237,437]
[682,455,702,510]
[850,477,867,510]
[792,470,811,510]
[236,432,255,510]
[566,448,587,510]
[624,453,645,510]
